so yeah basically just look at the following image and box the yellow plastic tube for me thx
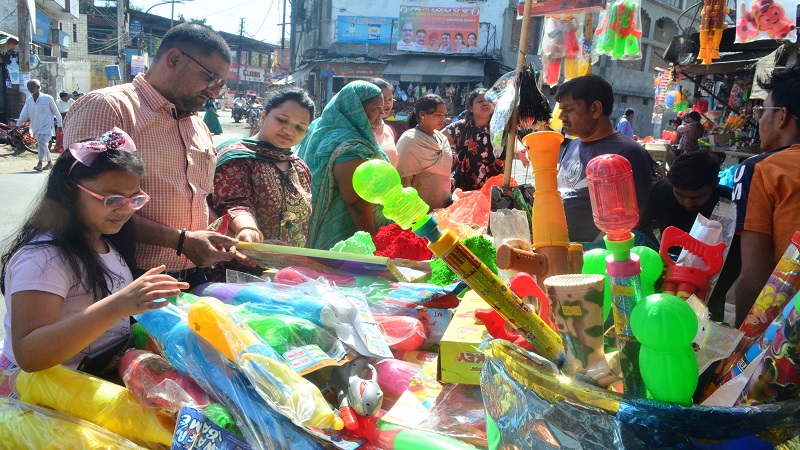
[15,365,174,448]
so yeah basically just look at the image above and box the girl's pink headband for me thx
[68,127,137,174]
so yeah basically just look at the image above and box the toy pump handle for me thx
[659,226,726,276]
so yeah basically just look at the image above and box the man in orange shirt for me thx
[733,64,800,326]
[64,23,238,285]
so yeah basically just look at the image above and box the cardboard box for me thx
[438,291,490,385]
[708,133,734,146]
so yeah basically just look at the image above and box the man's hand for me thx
[182,230,239,267]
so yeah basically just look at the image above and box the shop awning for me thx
[680,50,774,76]
[273,65,315,86]
[382,56,485,83]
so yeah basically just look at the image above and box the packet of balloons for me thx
[482,338,800,448]
[172,405,251,450]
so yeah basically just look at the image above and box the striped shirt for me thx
[63,74,216,271]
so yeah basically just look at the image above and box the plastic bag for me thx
[136,305,324,450]
[0,396,146,449]
[735,0,797,43]
[541,13,589,86]
[14,364,175,448]
[482,339,800,449]
[594,0,643,60]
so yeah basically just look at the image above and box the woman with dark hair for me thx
[204,97,223,135]
[297,80,390,249]
[453,33,466,52]
[396,94,453,208]
[213,87,316,251]
[444,88,505,191]
[368,78,399,167]
[465,32,478,52]
[0,129,185,386]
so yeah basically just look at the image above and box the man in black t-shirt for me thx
[637,153,740,322]
[554,75,655,242]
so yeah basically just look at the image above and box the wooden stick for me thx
[503,0,533,188]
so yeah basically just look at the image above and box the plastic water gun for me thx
[204,403,244,437]
[699,0,729,64]
[118,349,211,415]
[332,356,384,430]
[0,396,145,449]
[631,293,699,405]
[352,158,566,365]
[350,410,478,450]
[187,297,344,430]
[659,226,725,301]
[15,364,174,447]
[595,0,642,59]
[542,15,582,86]
[136,306,324,449]
[585,154,646,398]
[474,308,534,351]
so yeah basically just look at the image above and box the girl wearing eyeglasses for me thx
[0,129,187,390]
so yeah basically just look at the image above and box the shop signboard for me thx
[240,67,265,83]
[130,20,143,38]
[131,55,146,77]
[90,61,109,90]
[517,0,606,16]
[33,12,52,44]
[337,16,395,44]
[396,6,480,54]
[320,62,385,78]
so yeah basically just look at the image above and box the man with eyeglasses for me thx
[64,23,239,288]
[732,64,800,326]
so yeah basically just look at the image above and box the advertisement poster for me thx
[397,6,480,54]
[337,16,395,44]
[131,55,146,77]
[90,61,109,90]
[271,48,291,80]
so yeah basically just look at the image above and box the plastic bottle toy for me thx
[630,293,699,405]
[585,154,646,397]
[352,159,566,365]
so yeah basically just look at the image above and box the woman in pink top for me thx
[368,78,399,167]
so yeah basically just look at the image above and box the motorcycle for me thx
[0,120,37,154]
[247,102,263,135]
[232,99,247,123]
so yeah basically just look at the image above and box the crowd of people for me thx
[2,22,800,390]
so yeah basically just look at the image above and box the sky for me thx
[129,0,287,45]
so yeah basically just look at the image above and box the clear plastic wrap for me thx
[482,339,800,448]
[541,14,589,86]
[136,305,324,450]
[185,296,343,430]
[0,396,146,449]
[118,349,212,415]
[594,0,643,60]
[13,364,175,448]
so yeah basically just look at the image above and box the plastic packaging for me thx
[186,296,343,430]
[541,14,589,86]
[118,349,211,415]
[204,403,244,437]
[0,395,146,449]
[136,305,324,449]
[14,364,174,447]
[700,231,800,401]
[374,359,424,405]
[374,314,426,351]
[594,0,643,60]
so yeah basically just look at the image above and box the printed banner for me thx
[397,6,480,54]
[337,16,395,44]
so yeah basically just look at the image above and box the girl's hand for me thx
[112,265,188,316]
[236,228,263,243]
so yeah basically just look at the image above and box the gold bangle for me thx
[236,226,264,241]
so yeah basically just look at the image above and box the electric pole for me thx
[117,0,126,83]
[17,0,31,73]
[236,18,244,93]
[281,0,286,50]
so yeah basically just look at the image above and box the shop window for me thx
[641,11,651,39]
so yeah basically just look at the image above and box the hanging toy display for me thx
[541,14,588,86]
[594,0,643,60]
[736,0,797,43]
[698,0,729,64]
[654,69,673,107]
